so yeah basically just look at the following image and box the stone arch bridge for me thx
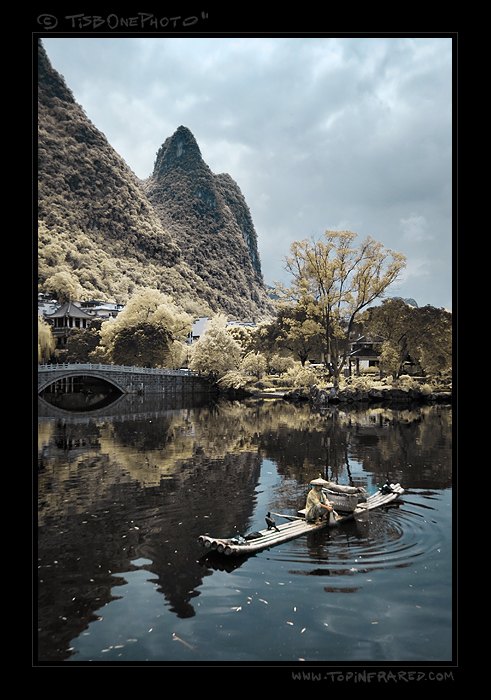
[38,363,214,396]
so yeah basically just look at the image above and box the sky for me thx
[41,36,454,310]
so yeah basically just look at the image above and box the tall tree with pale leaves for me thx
[38,316,56,363]
[277,230,406,385]
[189,314,242,377]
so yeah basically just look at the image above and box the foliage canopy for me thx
[362,298,452,378]
[97,289,192,367]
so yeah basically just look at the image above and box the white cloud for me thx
[400,215,432,243]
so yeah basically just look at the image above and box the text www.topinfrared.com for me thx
[291,670,454,683]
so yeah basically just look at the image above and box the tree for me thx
[240,351,267,379]
[38,316,56,363]
[363,299,452,378]
[43,270,84,304]
[167,340,188,370]
[111,321,174,367]
[98,289,193,367]
[189,314,242,377]
[378,341,401,379]
[226,325,255,356]
[249,320,283,368]
[278,230,406,385]
[276,296,323,365]
[64,319,102,363]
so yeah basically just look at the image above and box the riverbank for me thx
[245,384,452,405]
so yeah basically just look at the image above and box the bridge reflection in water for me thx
[38,390,214,420]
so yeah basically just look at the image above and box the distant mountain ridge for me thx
[37,40,273,320]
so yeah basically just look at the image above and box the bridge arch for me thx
[38,369,128,394]
[37,364,212,397]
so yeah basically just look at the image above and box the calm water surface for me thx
[37,394,453,665]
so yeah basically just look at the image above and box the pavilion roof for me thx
[45,301,93,319]
[348,346,381,359]
[350,334,386,345]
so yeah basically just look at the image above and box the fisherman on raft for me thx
[305,477,334,522]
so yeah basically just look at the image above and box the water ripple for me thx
[270,491,447,575]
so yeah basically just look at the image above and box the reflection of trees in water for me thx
[225,400,452,490]
[38,401,452,519]
[343,405,452,488]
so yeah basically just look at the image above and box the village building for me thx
[79,299,125,319]
[347,334,385,376]
[40,297,124,350]
[187,316,210,343]
[186,317,257,344]
[37,295,59,319]
[44,301,94,349]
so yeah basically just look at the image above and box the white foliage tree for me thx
[189,314,242,377]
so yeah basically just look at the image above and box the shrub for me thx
[240,351,267,379]
[218,371,249,390]
[397,375,420,391]
[279,363,317,388]
[268,354,295,374]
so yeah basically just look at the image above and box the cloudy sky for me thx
[41,36,454,310]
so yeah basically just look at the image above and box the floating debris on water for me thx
[172,633,195,650]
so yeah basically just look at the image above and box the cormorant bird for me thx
[265,512,279,531]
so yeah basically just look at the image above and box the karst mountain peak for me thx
[153,125,206,177]
[37,39,273,319]
[144,124,268,303]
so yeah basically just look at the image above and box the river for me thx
[37,393,453,667]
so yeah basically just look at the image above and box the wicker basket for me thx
[323,486,368,512]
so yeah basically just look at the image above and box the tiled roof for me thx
[349,347,380,358]
[45,301,93,319]
[350,334,385,344]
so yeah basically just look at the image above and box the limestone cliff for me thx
[143,126,272,319]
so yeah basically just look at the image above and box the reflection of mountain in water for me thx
[38,408,263,658]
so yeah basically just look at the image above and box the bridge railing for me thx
[38,363,198,377]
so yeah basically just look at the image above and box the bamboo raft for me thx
[197,483,404,556]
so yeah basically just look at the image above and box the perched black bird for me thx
[265,512,279,531]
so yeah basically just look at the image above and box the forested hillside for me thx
[37,40,273,320]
